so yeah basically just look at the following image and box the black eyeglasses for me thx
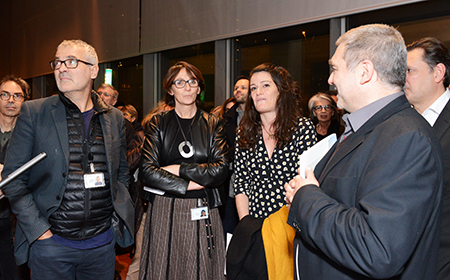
[173,79,199,89]
[49,58,93,70]
[0,92,24,102]
[314,105,332,111]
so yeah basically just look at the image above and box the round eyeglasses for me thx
[314,105,332,111]
[49,58,93,70]
[0,92,24,102]
[173,79,199,89]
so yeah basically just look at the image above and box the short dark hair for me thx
[163,61,205,107]
[0,75,30,99]
[407,37,450,88]
[235,75,249,84]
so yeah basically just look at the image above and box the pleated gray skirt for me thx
[139,195,226,280]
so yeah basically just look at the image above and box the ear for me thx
[434,63,446,84]
[91,65,99,79]
[359,60,375,85]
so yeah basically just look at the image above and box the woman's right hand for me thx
[187,181,206,191]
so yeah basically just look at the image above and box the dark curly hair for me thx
[238,63,302,150]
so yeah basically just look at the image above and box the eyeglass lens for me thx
[173,79,199,88]
[0,92,24,101]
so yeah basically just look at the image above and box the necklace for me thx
[175,113,196,158]
[261,124,275,140]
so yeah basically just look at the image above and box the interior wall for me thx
[9,0,140,79]
[140,0,423,53]
[2,0,422,79]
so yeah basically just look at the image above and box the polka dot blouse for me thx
[234,117,316,218]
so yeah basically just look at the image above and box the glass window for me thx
[160,42,215,112]
[236,20,330,115]
[349,0,450,46]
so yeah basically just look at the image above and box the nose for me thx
[328,72,334,85]
[58,61,68,72]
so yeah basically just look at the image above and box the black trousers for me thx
[0,217,20,280]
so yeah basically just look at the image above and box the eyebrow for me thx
[54,55,78,60]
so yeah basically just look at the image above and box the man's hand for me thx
[38,229,53,240]
[285,167,319,204]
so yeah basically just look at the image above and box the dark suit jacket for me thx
[2,93,134,265]
[287,95,443,279]
[436,99,450,280]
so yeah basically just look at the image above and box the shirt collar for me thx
[344,91,404,135]
[422,88,450,126]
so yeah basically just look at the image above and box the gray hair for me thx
[97,83,119,98]
[308,92,338,122]
[336,24,407,88]
[57,39,98,65]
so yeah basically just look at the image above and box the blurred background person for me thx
[221,76,249,236]
[141,101,173,129]
[210,97,236,118]
[97,83,119,106]
[0,75,29,280]
[139,61,228,280]
[308,92,343,141]
[126,101,172,280]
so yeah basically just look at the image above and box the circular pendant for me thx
[178,141,194,158]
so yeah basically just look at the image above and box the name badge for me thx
[191,206,208,220]
[84,172,106,189]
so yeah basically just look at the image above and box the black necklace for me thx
[175,113,196,158]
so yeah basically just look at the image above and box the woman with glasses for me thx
[308,92,343,141]
[139,61,228,280]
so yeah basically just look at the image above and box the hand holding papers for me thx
[298,133,337,178]
[285,134,337,204]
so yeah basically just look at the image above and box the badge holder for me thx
[84,161,105,189]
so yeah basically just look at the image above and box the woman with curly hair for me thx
[234,63,316,219]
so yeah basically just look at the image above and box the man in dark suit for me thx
[2,40,134,280]
[404,37,450,280]
[285,24,443,279]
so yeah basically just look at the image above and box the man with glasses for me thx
[0,75,28,280]
[2,40,134,280]
[97,83,119,106]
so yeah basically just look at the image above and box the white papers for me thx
[143,186,165,196]
[224,232,233,275]
[299,133,337,178]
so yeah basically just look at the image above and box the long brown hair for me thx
[238,63,302,150]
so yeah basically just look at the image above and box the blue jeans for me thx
[28,235,115,280]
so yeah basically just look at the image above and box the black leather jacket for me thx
[140,109,228,208]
